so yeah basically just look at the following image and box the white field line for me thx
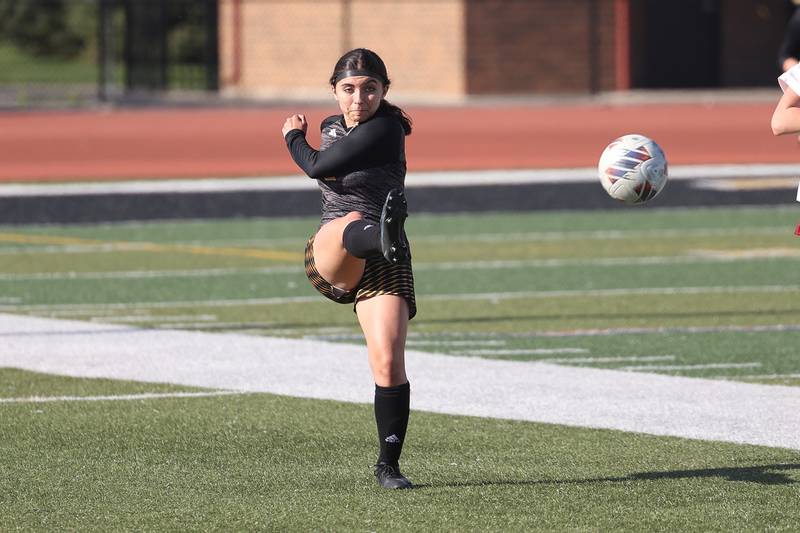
[424,285,800,302]
[493,323,800,338]
[454,348,589,356]
[413,226,789,244]
[2,164,800,197]
[405,340,507,347]
[0,266,302,280]
[416,253,800,272]
[540,355,676,364]
[145,323,800,340]
[0,391,244,404]
[90,314,217,324]
[14,322,800,343]
[4,252,799,282]
[0,226,788,257]
[730,374,800,380]
[3,284,798,313]
[3,313,800,451]
[620,363,762,371]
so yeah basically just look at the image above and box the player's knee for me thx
[370,349,405,386]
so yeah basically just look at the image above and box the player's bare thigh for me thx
[313,211,366,291]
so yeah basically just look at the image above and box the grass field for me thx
[2,204,800,530]
[0,44,98,84]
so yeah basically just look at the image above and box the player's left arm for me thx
[771,86,800,136]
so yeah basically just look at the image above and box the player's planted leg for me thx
[374,462,413,489]
[373,381,412,489]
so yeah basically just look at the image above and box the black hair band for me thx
[333,69,388,85]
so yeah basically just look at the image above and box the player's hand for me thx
[282,114,307,137]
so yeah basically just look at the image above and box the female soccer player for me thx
[771,61,800,235]
[282,48,415,489]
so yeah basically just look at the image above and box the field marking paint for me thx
[414,253,800,272]
[91,314,217,324]
[424,285,800,302]
[454,348,589,356]
[3,313,800,451]
[0,226,788,258]
[4,252,799,282]
[2,164,799,197]
[689,248,800,259]
[0,266,302,281]
[4,285,798,313]
[726,374,800,380]
[540,355,676,364]
[0,391,243,404]
[405,340,507,347]
[412,226,788,244]
[0,232,300,262]
[620,363,762,371]
[491,323,800,338]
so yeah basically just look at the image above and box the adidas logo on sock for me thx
[384,434,401,444]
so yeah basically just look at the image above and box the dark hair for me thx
[329,48,412,136]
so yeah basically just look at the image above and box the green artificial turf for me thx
[1,371,798,531]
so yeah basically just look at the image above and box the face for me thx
[333,76,387,125]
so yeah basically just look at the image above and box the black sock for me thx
[374,382,410,466]
[343,219,381,259]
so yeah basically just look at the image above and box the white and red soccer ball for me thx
[598,134,668,205]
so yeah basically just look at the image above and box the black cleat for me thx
[379,189,409,265]
[374,462,413,489]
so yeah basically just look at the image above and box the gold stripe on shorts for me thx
[304,236,356,303]
[304,235,416,319]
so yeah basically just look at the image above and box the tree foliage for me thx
[0,0,94,59]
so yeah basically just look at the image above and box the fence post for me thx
[97,0,113,102]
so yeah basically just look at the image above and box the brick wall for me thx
[348,0,466,99]
[218,0,619,100]
[220,0,346,99]
[465,0,618,94]
[219,0,465,101]
[218,0,790,98]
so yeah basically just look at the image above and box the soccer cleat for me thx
[379,189,409,264]
[374,462,413,489]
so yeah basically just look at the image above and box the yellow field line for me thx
[0,232,301,262]
[0,232,101,246]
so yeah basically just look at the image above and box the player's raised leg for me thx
[312,211,367,292]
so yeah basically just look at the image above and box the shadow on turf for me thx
[415,463,800,489]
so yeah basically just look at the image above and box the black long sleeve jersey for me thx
[779,8,800,68]
[285,110,407,226]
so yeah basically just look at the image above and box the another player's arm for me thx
[771,86,800,136]
[283,115,401,179]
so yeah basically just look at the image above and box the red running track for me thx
[0,101,798,182]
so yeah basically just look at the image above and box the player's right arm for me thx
[283,115,402,180]
[772,65,800,136]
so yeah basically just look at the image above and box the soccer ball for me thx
[598,134,668,205]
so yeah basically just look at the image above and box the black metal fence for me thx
[0,0,219,108]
